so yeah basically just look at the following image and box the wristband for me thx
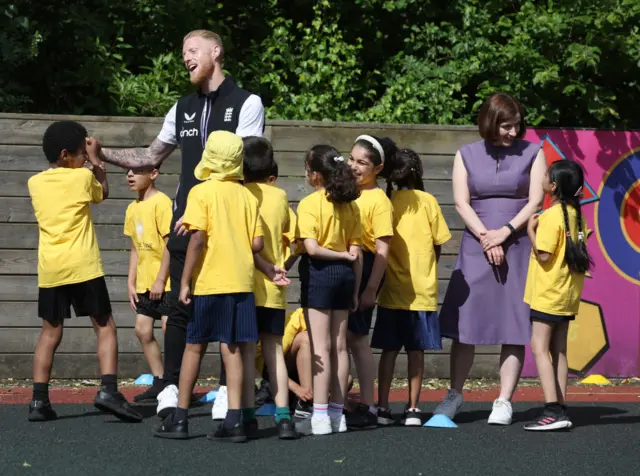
[505,223,516,235]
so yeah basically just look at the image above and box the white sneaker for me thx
[402,407,423,426]
[433,389,464,420]
[330,413,347,433]
[311,414,332,435]
[488,398,513,425]
[156,384,178,418]
[211,385,228,420]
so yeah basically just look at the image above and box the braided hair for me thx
[548,160,592,273]
[384,148,424,197]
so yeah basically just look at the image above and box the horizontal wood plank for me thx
[0,250,457,280]
[271,125,479,156]
[0,146,453,180]
[0,302,140,327]
[0,198,465,228]
[0,351,499,379]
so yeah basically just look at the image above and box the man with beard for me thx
[100,30,264,420]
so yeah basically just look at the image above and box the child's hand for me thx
[343,250,358,262]
[293,384,313,402]
[86,137,103,164]
[128,284,138,312]
[527,214,540,234]
[149,279,165,301]
[270,265,291,287]
[173,215,189,237]
[359,287,376,310]
[179,284,191,305]
[350,293,359,312]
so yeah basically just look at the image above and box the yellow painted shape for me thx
[567,301,607,374]
[580,374,612,385]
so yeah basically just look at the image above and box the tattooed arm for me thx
[100,138,176,170]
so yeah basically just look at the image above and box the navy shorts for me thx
[136,292,170,320]
[257,306,286,335]
[38,276,112,323]
[371,307,442,351]
[299,255,355,310]
[348,251,380,335]
[188,293,258,345]
[531,309,575,323]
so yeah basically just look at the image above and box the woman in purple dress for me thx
[435,93,547,425]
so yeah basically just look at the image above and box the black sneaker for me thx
[28,400,57,422]
[346,403,378,430]
[294,399,313,418]
[277,418,298,439]
[244,418,259,439]
[208,422,248,443]
[255,379,273,407]
[153,414,189,439]
[133,383,163,403]
[94,388,143,423]
[524,410,573,431]
[402,407,423,426]
[377,407,394,426]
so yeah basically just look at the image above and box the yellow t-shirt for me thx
[124,191,173,293]
[245,183,295,309]
[378,190,451,311]
[295,190,362,252]
[355,188,394,253]
[256,308,307,373]
[524,204,586,315]
[183,179,263,295]
[28,167,104,287]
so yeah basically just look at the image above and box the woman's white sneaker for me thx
[211,385,228,420]
[488,398,513,425]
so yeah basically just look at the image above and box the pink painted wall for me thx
[522,128,640,377]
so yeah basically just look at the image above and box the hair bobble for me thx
[574,185,583,197]
[578,231,585,242]
[334,156,345,162]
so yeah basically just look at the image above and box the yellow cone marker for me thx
[580,374,611,385]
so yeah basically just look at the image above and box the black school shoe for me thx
[208,422,248,443]
[346,403,378,430]
[94,388,143,423]
[153,414,189,439]
[28,400,58,422]
[244,418,259,439]
[277,418,298,439]
[133,380,164,403]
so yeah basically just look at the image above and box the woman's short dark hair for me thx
[42,120,88,163]
[306,145,359,204]
[477,93,526,142]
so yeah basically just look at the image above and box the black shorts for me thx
[531,309,575,323]
[188,293,258,345]
[136,292,171,320]
[38,276,112,323]
[256,306,286,335]
[299,255,355,310]
[371,308,442,351]
[348,251,380,335]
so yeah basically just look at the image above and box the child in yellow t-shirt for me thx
[345,135,395,429]
[28,120,141,423]
[153,131,267,443]
[242,136,298,439]
[374,148,451,427]
[296,145,362,436]
[524,160,591,431]
[123,166,173,403]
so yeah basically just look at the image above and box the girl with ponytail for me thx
[373,148,452,426]
[296,145,363,435]
[524,160,592,431]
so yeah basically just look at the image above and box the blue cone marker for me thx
[424,414,458,428]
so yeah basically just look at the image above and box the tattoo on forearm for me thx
[102,138,176,169]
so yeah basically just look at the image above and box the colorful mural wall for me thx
[522,129,640,377]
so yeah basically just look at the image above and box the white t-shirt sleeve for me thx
[157,102,178,145]
[236,94,265,137]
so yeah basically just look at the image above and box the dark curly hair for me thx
[306,145,360,204]
[385,148,424,196]
[42,120,88,164]
[352,135,398,179]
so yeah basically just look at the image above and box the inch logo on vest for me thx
[180,128,199,138]
[184,112,196,123]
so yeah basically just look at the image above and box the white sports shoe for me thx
[211,385,228,420]
[433,389,464,420]
[156,384,178,418]
[330,413,347,433]
[311,414,332,435]
[488,398,513,425]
